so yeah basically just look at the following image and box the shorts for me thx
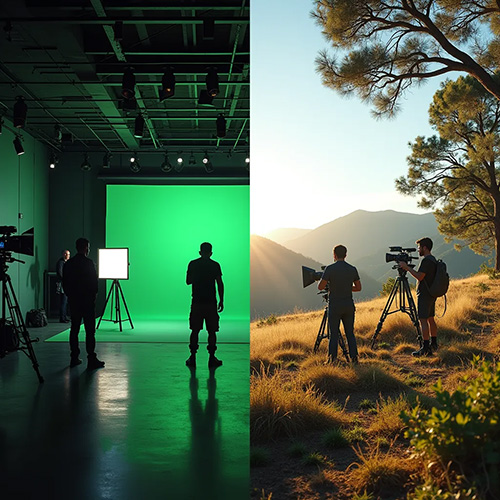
[189,302,219,332]
[417,294,436,319]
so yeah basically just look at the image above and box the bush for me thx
[401,358,500,496]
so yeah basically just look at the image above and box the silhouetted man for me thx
[63,238,104,369]
[318,244,362,364]
[56,249,70,323]
[186,242,224,368]
[399,236,438,356]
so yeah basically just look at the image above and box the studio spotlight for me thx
[202,151,214,173]
[114,20,123,41]
[203,19,215,40]
[122,67,135,99]
[198,89,214,107]
[121,98,137,111]
[54,123,62,142]
[175,153,184,172]
[245,152,250,165]
[160,152,173,173]
[80,153,91,171]
[216,114,226,138]
[102,151,112,169]
[159,68,175,101]
[189,152,196,165]
[13,96,27,128]
[49,151,58,169]
[134,114,145,138]
[130,152,141,172]
[206,68,219,98]
[13,135,24,155]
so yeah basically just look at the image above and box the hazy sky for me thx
[250,0,449,235]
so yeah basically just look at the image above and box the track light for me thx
[114,20,123,41]
[206,68,219,98]
[161,152,173,173]
[202,151,214,173]
[203,19,215,40]
[13,96,27,128]
[198,89,215,107]
[216,114,226,138]
[175,153,184,172]
[159,68,175,101]
[134,114,145,138]
[102,151,112,169]
[130,152,140,172]
[54,124,62,142]
[80,153,91,171]
[189,152,196,165]
[49,151,58,169]
[122,98,137,111]
[245,152,250,165]
[13,135,24,155]
[122,67,135,99]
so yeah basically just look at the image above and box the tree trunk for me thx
[494,197,500,271]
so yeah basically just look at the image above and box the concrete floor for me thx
[0,321,250,500]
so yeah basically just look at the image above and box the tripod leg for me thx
[371,277,401,348]
[3,277,43,383]
[337,327,350,362]
[403,280,423,347]
[313,307,328,353]
[117,281,134,329]
[97,280,115,329]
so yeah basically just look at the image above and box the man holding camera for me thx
[398,236,437,356]
[318,244,362,364]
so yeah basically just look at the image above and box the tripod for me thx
[0,256,44,383]
[371,267,423,349]
[97,279,133,332]
[313,290,350,361]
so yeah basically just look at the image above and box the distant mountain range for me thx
[251,210,489,319]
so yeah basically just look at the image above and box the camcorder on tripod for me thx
[302,266,351,361]
[370,246,423,349]
[0,226,44,383]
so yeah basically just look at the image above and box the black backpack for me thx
[26,308,48,328]
[427,258,450,298]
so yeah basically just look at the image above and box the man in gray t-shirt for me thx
[318,244,362,363]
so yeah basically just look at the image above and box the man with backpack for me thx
[398,237,439,356]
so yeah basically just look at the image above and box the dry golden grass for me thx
[348,445,417,496]
[250,367,351,441]
[367,396,410,437]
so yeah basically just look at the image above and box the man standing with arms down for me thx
[318,244,362,364]
[399,237,438,356]
[63,238,105,369]
[186,242,224,369]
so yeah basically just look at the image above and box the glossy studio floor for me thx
[0,321,250,500]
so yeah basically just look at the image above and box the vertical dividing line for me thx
[17,154,21,303]
[82,170,86,236]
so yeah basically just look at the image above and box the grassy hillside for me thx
[250,273,500,500]
[251,235,381,319]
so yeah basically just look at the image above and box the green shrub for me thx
[401,358,500,496]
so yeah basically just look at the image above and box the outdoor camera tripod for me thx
[0,257,44,383]
[314,289,350,362]
[370,267,423,349]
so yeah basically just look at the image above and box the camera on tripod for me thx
[302,265,329,295]
[385,246,416,269]
[0,226,34,261]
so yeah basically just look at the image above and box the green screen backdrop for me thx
[106,185,249,329]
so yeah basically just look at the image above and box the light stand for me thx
[97,279,133,332]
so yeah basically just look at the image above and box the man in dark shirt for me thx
[62,238,104,369]
[318,244,362,364]
[399,236,437,356]
[185,242,224,369]
[56,249,70,322]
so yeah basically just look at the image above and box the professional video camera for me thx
[385,246,416,268]
[302,265,324,288]
[0,226,34,261]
